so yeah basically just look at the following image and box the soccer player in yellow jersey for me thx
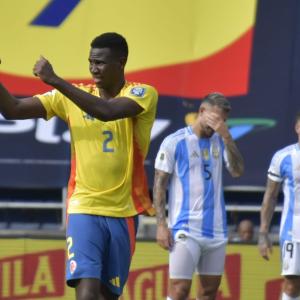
[0,32,158,300]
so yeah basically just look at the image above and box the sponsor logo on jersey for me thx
[130,87,146,97]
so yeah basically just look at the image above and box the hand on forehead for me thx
[202,104,227,121]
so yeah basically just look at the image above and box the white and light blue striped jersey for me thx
[268,143,300,243]
[155,126,230,241]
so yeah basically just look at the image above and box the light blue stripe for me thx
[187,126,193,135]
[220,181,227,238]
[173,139,190,236]
[280,155,294,244]
[199,139,214,238]
[219,137,227,237]
[220,135,225,154]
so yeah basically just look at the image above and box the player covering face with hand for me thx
[153,93,244,300]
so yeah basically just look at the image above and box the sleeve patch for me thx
[130,87,146,97]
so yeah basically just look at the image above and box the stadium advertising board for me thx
[0,0,299,189]
[0,239,283,300]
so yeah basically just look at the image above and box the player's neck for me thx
[191,124,206,138]
[98,78,126,99]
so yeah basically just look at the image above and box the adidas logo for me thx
[110,276,120,287]
[191,151,200,158]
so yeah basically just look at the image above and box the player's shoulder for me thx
[210,133,223,144]
[161,127,190,148]
[125,81,158,97]
[73,83,97,93]
[273,143,297,159]
[270,143,297,166]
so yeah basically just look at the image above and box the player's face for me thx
[89,48,124,89]
[200,104,228,138]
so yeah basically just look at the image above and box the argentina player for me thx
[154,93,244,300]
[259,112,300,300]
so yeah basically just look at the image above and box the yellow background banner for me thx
[0,239,282,300]
[0,0,256,76]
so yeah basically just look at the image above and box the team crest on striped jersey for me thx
[212,145,219,159]
[202,149,209,160]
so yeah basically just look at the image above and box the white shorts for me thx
[169,233,227,279]
[281,241,300,276]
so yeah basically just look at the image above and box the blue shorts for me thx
[65,214,139,296]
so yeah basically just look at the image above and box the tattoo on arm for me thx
[223,136,244,177]
[260,178,281,233]
[153,170,170,225]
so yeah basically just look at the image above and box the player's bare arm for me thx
[153,169,173,250]
[0,83,46,119]
[222,134,244,178]
[206,112,244,177]
[154,169,170,225]
[258,178,281,260]
[33,57,143,121]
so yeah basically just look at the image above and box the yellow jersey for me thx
[37,82,158,217]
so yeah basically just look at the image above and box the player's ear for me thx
[119,56,127,69]
[295,120,300,135]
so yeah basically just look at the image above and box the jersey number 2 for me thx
[67,236,75,260]
[103,131,114,152]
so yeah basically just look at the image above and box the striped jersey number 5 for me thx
[204,163,212,180]
[103,130,114,152]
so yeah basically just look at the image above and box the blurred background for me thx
[0,0,299,299]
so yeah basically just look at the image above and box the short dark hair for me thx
[296,111,300,123]
[202,92,231,113]
[91,32,128,58]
